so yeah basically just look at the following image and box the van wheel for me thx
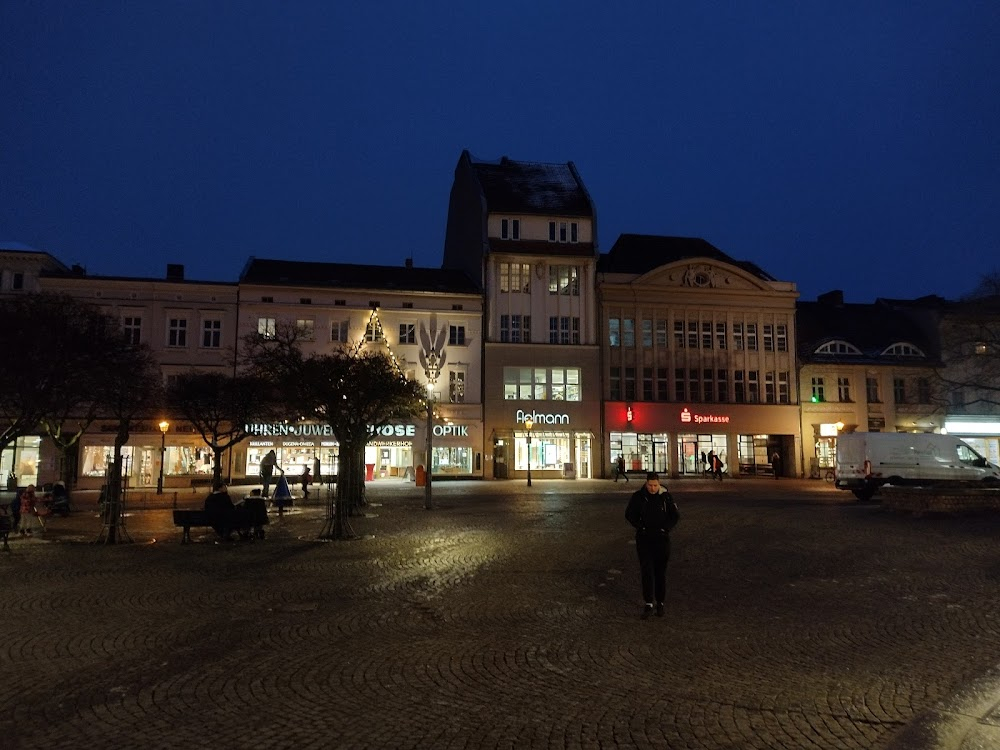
[852,488,877,503]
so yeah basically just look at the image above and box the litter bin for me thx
[365,463,375,481]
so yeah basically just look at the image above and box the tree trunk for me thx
[318,443,356,540]
[213,447,224,488]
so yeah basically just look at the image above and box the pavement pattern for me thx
[2,478,1000,749]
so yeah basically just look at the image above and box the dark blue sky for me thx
[2,2,998,303]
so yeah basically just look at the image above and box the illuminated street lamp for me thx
[156,420,169,494]
[425,384,434,510]
[525,416,533,487]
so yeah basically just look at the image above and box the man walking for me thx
[624,472,680,619]
[771,450,782,479]
[614,454,628,483]
[260,449,281,497]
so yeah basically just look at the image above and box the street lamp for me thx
[425,385,434,510]
[525,416,533,487]
[156,420,169,494]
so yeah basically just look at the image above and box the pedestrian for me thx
[771,450,781,480]
[259,449,282,497]
[204,483,247,541]
[614,454,629,483]
[19,484,46,535]
[300,465,311,498]
[700,451,708,475]
[709,451,724,481]
[624,472,680,619]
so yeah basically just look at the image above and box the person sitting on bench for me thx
[203,483,247,541]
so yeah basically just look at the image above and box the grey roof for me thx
[467,153,594,216]
[239,258,480,295]
[796,295,939,363]
[598,234,777,281]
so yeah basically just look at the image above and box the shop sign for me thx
[434,424,469,437]
[680,407,730,425]
[820,423,842,436]
[248,423,336,437]
[370,424,417,437]
[515,409,570,425]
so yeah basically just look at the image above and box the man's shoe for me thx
[656,602,665,617]
[641,604,653,620]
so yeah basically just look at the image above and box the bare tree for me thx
[166,371,278,486]
[934,277,1000,412]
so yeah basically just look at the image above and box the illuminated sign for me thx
[433,424,469,437]
[626,405,634,423]
[680,407,731,425]
[819,423,840,437]
[515,409,570,425]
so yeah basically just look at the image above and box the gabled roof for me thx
[239,258,480,295]
[797,294,939,363]
[466,152,594,216]
[597,234,777,281]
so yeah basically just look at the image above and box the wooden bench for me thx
[172,509,214,543]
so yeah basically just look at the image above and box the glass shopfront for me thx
[512,430,592,479]
[1,436,41,488]
[677,433,728,476]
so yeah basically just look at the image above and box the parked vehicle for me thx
[835,432,1000,502]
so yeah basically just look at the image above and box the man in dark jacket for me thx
[624,472,680,618]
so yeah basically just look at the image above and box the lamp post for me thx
[525,416,533,487]
[156,420,169,494]
[425,385,434,510]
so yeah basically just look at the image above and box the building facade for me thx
[598,235,801,478]
[443,151,601,480]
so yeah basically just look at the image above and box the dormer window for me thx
[548,221,579,243]
[815,340,862,355]
[501,218,520,240]
[882,342,925,356]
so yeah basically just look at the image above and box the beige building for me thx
[443,151,601,479]
[598,235,801,479]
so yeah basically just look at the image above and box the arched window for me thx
[881,342,925,356]
[814,340,861,355]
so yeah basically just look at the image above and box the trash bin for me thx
[365,463,375,481]
[415,465,426,487]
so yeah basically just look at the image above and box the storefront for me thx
[943,417,1000,466]
[605,402,801,478]
[491,407,594,480]
[1,435,42,489]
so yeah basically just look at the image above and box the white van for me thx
[835,432,1000,501]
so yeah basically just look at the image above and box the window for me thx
[917,377,931,403]
[776,324,788,352]
[500,218,520,240]
[656,320,668,347]
[623,319,635,347]
[548,265,580,296]
[202,319,221,348]
[500,315,530,343]
[688,368,699,402]
[403,302,414,309]
[746,323,758,351]
[674,368,685,401]
[778,372,789,404]
[296,319,315,341]
[168,318,188,347]
[504,367,581,401]
[548,221,579,242]
[763,324,774,352]
[811,377,825,403]
[365,318,383,342]
[499,262,531,293]
[882,342,925,356]
[866,376,880,403]
[717,370,729,402]
[449,370,466,403]
[716,322,727,350]
[816,340,862,355]
[300,298,312,305]
[702,321,712,349]
[261,296,273,303]
[657,368,668,401]
[12,272,24,290]
[624,367,636,401]
[331,321,349,343]
[733,323,744,351]
[687,321,697,349]
[452,304,463,311]
[674,320,685,348]
[257,317,276,339]
[399,324,415,344]
[764,372,775,404]
[549,317,579,344]
[449,325,466,345]
[334,299,346,306]
[734,371,745,403]
[642,320,653,348]
[643,368,653,400]
[123,316,142,346]
[609,318,620,347]
[748,370,760,403]
[703,368,714,402]
[610,367,621,400]
[838,377,851,402]
[893,378,906,404]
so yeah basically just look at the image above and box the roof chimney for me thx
[166,264,184,281]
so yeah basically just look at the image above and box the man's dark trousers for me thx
[636,534,670,604]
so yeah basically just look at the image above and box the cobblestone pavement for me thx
[3,478,1000,749]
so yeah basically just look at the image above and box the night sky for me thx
[2,2,998,303]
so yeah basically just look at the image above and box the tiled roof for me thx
[598,234,776,281]
[239,258,480,295]
[468,154,594,216]
[797,296,939,362]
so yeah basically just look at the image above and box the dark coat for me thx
[625,486,680,538]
